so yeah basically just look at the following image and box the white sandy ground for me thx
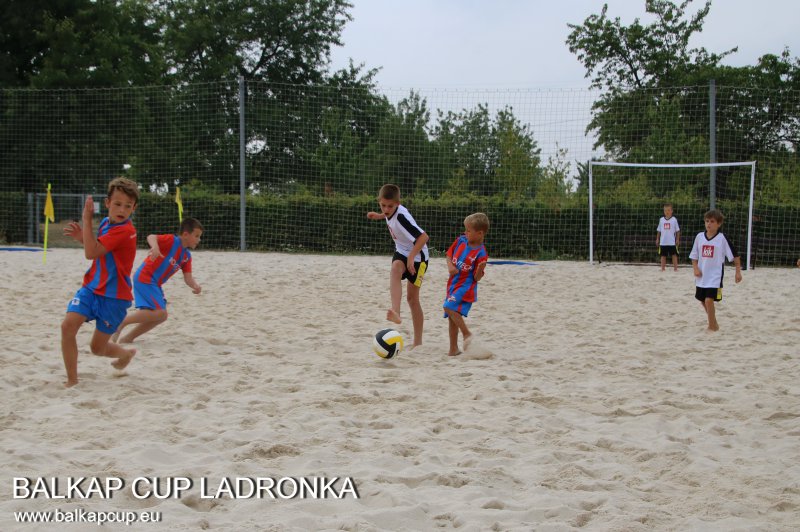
[1,248,799,531]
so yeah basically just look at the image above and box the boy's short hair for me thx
[704,209,724,223]
[663,203,673,209]
[108,177,139,205]
[465,212,490,233]
[180,217,203,235]
[378,184,401,202]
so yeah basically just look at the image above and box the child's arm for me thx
[692,259,702,278]
[63,221,84,244]
[366,212,386,220]
[474,261,487,282]
[656,231,661,246]
[675,231,680,248]
[183,272,202,294]
[406,232,429,275]
[733,256,742,283]
[80,196,108,260]
[446,250,458,276]
[146,234,163,261]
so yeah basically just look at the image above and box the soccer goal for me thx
[588,161,756,269]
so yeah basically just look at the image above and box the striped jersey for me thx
[657,216,680,245]
[445,235,489,304]
[134,234,192,287]
[689,231,738,288]
[385,204,428,261]
[82,217,137,300]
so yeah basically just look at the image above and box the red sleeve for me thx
[446,238,458,258]
[181,255,192,274]
[157,234,174,255]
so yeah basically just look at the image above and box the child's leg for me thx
[406,281,424,347]
[447,316,460,356]
[387,261,404,324]
[672,254,679,271]
[660,255,667,271]
[89,330,137,370]
[704,298,719,331]
[115,309,168,343]
[444,309,471,353]
[61,312,86,387]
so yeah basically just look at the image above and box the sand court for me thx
[1,248,799,530]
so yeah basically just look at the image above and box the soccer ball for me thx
[373,329,403,359]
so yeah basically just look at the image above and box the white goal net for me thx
[588,161,756,269]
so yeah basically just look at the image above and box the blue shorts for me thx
[443,296,473,318]
[66,287,131,334]
[134,282,167,310]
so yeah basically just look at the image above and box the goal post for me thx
[588,161,756,269]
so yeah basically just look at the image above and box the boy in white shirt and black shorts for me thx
[657,203,681,271]
[367,184,429,348]
[689,209,742,331]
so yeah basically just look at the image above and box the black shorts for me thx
[659,245,678,257]
[392,251,428,287]
[695,286,722,303]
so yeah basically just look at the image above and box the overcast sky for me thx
[329,0,800,89]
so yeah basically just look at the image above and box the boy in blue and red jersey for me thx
[113,218,203,344]
[61,177,139,387]
[444,213,489,356]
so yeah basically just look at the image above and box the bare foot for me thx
[448,350,462,357]
[64,379,78,388]
[112,348,137,370]
[386,309,401,324]
[463,334,473,351]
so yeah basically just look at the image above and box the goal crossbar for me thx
[588,161,756,269]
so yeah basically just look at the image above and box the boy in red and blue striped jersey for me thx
[444,213,489,356]
[61,177,139,387]
[112,218,203,344]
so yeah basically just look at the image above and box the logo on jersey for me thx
[701,245,715,258]
[663,222,671,230]
[452,255,474,272]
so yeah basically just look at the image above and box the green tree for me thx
[566,0,732,92]
[567,0,800,203]
[159,0,352,84]
[434,104,542,197]
[434,105,495,195]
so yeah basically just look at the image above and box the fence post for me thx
[588,161,594,264]
[27,193,34,244]
[239,76,246,251]
[709,79,716,209]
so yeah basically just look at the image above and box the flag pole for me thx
[175,186,183,223]
[43,183,55,264]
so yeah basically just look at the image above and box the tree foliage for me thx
[567,0,800,203]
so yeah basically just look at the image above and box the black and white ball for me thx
[373,329,403,359]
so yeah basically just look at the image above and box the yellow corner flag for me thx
[175,186,183,223]
[43,183,55,264]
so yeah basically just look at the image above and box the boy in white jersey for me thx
[688,209,742,331]
[657,203,680,271]
[367,184,429,348]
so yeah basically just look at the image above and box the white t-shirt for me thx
[689,231,738,288]
[657,216,680,246]
[385,204,428,262]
